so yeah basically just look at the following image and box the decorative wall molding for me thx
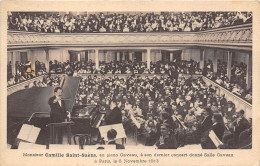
[7,24,252,50]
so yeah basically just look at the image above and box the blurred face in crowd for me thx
[161,125,169,137]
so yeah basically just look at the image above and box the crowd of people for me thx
[49,59,201,76]
[8,12,252,33]
[203,60,252,103]
[31,75,63,88]
[74,74,252,149]
[7,60,47,86]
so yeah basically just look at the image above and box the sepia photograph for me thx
[1,1,260,166]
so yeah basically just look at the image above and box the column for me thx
[95,49,99,69]
[10,52,16,76]
[44,48,49,73]
[142,51,145,62]
[77,53,81,62]
[227,50,232,80]
[14,51,20,74]
[200,48,205,70]
[104,51,107,63]
[246,53,252,89]
[129,51,133,61]
[170,52,173,62]
[181,51,184,60]
[147,49,151,70]
[112,51,116,62]
[26,50,35,72]
[108,51,112,62]
[116,52,120,62]
[213,50,218,73]
[122,51,126,61]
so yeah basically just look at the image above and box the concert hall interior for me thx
[7,11,252,150]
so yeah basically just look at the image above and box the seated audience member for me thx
[223,101,236,122]
[107,129,125,149]
[156,123,178,149]
[223,110,250,148]
[238,118,252,148]
[8,12,252,33]
[201,113,225,149]
[105,100,122,125]
[244,91,252,102]
[184,109,197,130]
[160,111,174,130]
[196,107,213,136]
[145,113,159,146]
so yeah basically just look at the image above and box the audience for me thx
[203,59,252,103]
[49,59,201,76]
[73,73,251,148]
[7,60,47,86]
[8,57,251,105]
[8,12,252,33]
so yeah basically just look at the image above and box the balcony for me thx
[7,23,252,50]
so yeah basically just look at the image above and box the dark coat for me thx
[156,133,178,149]
[201,122,225,149]
[212,122,225,140]
[105,107,122,125]
[48,96,67,123]
[233,117,250,138]
[197,115,213,135]
[108,141,125,149]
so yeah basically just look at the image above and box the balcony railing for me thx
[202,76,252,118]
[7,23,252,50]
[7,75,45,96]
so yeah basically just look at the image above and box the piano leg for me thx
[67,125,72,145]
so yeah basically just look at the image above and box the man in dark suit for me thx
[107,129,125,149]
[223,110,250,148]
[48,87,67,123]
[48,87,68,143]
[197,107,213,136]
[156,123,178,149]
[105,100,122,125]
[201,113,225,149]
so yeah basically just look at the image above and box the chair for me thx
[73,134,92,149]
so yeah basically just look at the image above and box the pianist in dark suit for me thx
[107,129,125,149]
[48,87,68,143]
[48,87,67,123]
[105,100,122,125]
